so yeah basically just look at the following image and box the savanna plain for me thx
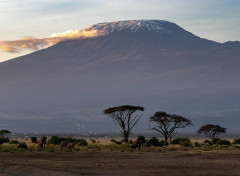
[0,137,240,176]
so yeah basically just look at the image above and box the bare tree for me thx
[150,111,192,145]
[104,105,144,142]
[197,124,226,139]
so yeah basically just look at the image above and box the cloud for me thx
[0,29,103,53]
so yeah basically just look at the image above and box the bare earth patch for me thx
[0,150,240,176]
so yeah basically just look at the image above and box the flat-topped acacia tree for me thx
[197,124,226,139]
[104,105,144,142]
[150,111,192,145]
[0,130,11,137]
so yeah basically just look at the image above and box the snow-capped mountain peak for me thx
[85,20,171,35]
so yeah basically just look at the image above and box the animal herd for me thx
[16,136,145,151]
[17,136,74,151]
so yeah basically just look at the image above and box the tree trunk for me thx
[123,132,129,142]
[164,136,169,145]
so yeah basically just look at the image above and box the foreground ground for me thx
[0,150,240,176]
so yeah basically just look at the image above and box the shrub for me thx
[128,140,133,144]
[171,138,192,147]
[137,136,146,143]
[48,136,63,145]
[90,139,96,143]
[10,140,19,144]
[171,138,182,144]
[204,140,210,143]
[48,136,76,145]
[77,139,88,146]
[31,137,37,143]
[233,139,240,144]
[216,140,231,145]
[180,138,192,147]
[146,137,164,147]
[114,141,122,145]
[194,142,200,147]
[110,139,122,145]
[110,139,116,143]
[204,140,213,145]
[0,137,10,143]
[212,138,221,144]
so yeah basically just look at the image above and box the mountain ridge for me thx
[0,20,239,133]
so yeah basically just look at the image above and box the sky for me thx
[0,0,239,62]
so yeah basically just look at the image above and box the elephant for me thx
[37,136,47,151]
[18,142,28,149]
[67,143,74,150]
[132,139,144,150]
[60,141,69,149]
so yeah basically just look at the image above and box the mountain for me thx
[0,20,240,133]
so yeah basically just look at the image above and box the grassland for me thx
[0,138,240,176]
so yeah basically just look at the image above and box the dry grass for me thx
[0,138,239,153]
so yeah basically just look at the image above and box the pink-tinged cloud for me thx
[0,29,103,53]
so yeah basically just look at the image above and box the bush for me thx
[210,138,231,146]
[110,139,123,145]
[171,138,181,144]
[90,139,96,143]
[0,137,10,143]
[48,136,63,145]
[31,137,37,143]
[216,139,231,145]
[137,136,146,143]
[128,140,133,144]
[146,137,164,147]
[194,142,200,147]
[180,138,192,147]
[110,139,116,143]
[212,138,221,144]
[10,140,19,144]
[171,138,192,147]
[204,140,213,145]
[233,139,240,144]
[48,136,79,145]
[114,141,122,145]
[77,139,88,146]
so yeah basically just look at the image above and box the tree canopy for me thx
[104,105,144,114]
[150,111,192,144]
[197,124,226,139]
[0,130,11,137]
[104,105,144,142]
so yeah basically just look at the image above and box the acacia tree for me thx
[0,130,11,137]
[197,124,226,139]
[104,105,144,142]
[150,111,192,145]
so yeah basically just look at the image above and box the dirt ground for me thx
[0,150,240,176]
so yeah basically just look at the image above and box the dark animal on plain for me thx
[60,141,69,149]
[67,143,74,150]
[18,142,28,149]
[37,136,47,151]
[132,139,144,150]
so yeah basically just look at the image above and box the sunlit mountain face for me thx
[0,20,240,133]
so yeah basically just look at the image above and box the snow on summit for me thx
[85,20,171,34]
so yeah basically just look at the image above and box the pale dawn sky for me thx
[0,0,239,62]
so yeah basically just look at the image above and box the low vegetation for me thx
[31,137,37,143]
[171,138,192,147]
[0,135,239,153]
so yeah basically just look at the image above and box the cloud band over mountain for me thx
[0,29,103,53]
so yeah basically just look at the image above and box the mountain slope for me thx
[0,20,240,133]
